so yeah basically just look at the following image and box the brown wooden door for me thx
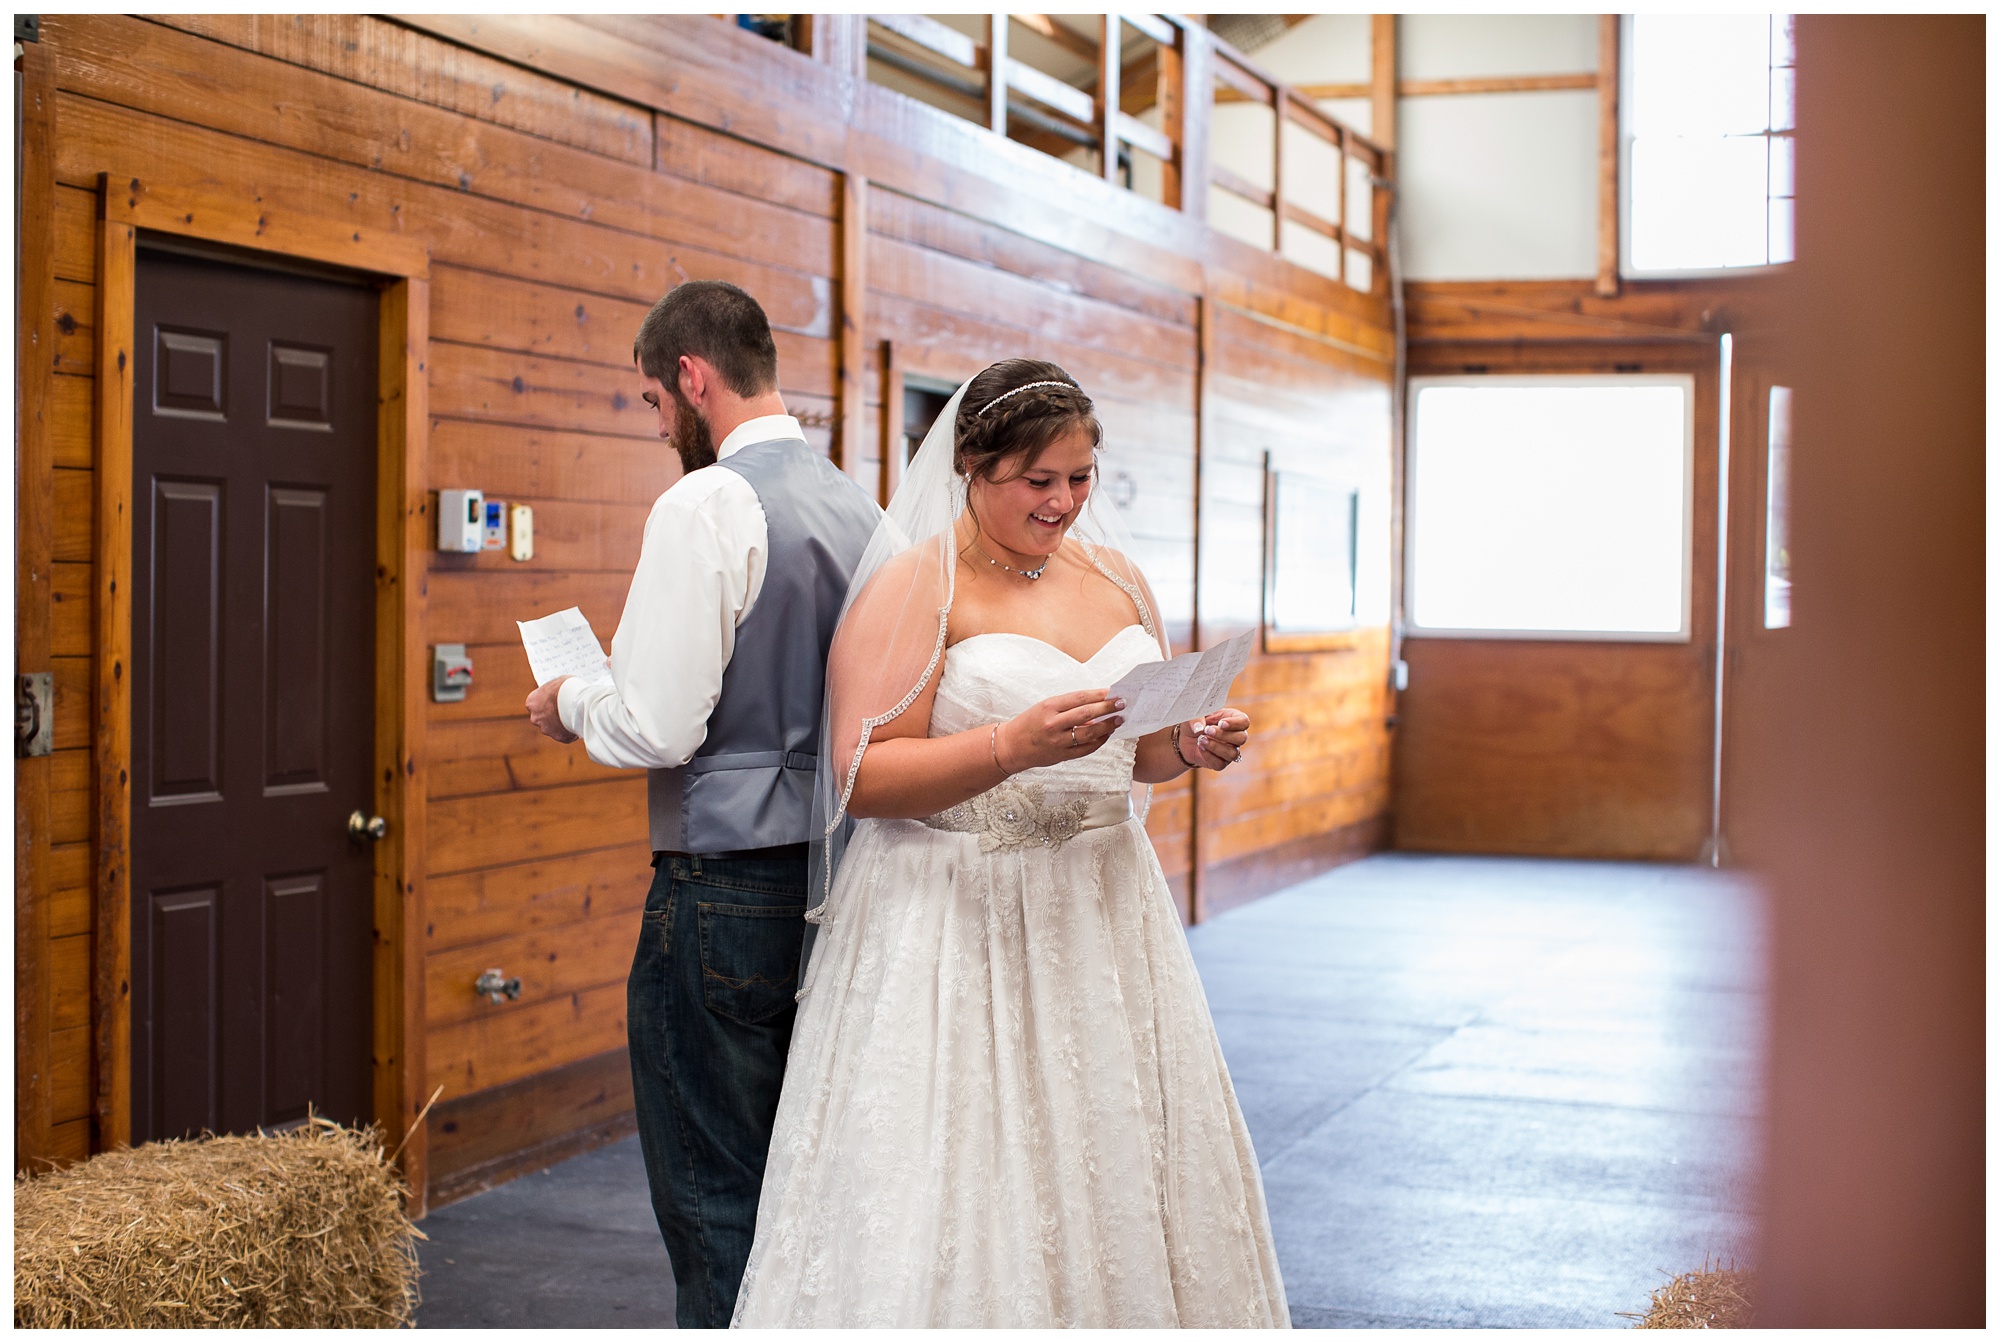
[129,250,378,1143]
[1391,344,1722,861]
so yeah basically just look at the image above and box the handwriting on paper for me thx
[518,607,613,688]
[1098,630,1255,740]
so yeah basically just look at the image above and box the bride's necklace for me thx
[973,540,1051,581]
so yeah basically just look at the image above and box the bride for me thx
[730,360,1288,1328]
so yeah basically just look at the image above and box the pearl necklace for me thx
[974,541,1051,581]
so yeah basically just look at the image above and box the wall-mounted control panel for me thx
[438,489,533,560]
[483,499,509,550]
[438,488,484,552]
[434,643,474,702]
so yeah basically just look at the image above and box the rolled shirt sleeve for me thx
[555,467,768,771]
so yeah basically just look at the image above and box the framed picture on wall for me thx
[1263,454,1360,653]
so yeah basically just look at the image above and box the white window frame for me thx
[1404,372,1697,644]
[1618,13,1796,281]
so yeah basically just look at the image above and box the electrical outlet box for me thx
[434,644,474,702]
[438,488,483,552]
[483,498,508,550]
[509,504,534,561]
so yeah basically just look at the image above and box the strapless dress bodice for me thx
[922,623,1161,850]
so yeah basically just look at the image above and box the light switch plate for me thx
[509,504,534,561]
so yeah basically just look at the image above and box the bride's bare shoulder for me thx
[848,536,951,613]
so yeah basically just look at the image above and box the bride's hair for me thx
[953,359,1102,483]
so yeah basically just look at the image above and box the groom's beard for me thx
[670,390,717,475]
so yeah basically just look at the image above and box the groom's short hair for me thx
[634,280,780,398]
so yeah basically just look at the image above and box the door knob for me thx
[347,810,389,843]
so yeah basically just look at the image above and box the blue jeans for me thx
[627,849,808,1328]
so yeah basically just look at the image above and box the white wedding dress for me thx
[732,624,1289,1328]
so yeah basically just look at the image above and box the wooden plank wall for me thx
[19,14,1397,1202]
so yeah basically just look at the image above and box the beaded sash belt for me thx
[923,780,1131,854]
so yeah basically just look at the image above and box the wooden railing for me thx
[853,14,1392,295]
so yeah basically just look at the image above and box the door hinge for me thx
[16,672,52,758]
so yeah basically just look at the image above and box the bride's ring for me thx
[1069,725,1079,748]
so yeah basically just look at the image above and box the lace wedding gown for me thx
[732,624,1289,1328]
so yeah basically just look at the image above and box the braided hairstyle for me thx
[953,359,1102,484]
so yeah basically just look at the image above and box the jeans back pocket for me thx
[697,901,806,1025]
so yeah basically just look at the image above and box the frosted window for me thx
[1627,14,1795,273]
[1764,386,1793,628]
[1408,379,1691,638]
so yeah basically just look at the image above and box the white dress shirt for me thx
[556,415,805,770]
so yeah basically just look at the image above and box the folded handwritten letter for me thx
[1101,630,1256,740]
[518,607,613,688]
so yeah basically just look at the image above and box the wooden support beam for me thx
[1211,163,1274,212]
[1157,31,1187,207]
[15,38,58,1173]
[987,14,1008,134]
[1596,14,1622,298]
[1188,293,1214,925]
[1125,12,1176,47]
[803,14,867,79]
[1155,71,1601,104]
[374,274,433,1212]
[870,12,976,68]
[91,185,136,1156]
[1179,23,1212,221]
[1271,88,1287,250]
[1008,56,1096,125]
[838,173,869,485]
[1116,110,1174,163]
[1212,52,1267,103]
[878,338,903,507]
[1098,15,1122,181]
[1370,14,1397,149]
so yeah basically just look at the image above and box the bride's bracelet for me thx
[990,724,1012,777]
[1172,722,1198,770]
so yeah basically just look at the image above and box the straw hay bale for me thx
[1627,1261,1754,1329]
[14,1117,421,1328]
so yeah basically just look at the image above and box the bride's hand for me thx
[997,689,1125,772]
[1177,708,1249,770]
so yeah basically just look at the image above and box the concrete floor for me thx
[415,853,1764,1328]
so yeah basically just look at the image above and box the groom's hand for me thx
[526,676,579,743]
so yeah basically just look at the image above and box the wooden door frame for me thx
[89,173,434,1206]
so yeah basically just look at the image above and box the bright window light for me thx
[1627,14,1795,273]
[1408,378,1692,639]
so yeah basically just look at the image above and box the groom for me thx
[526,280,880,1327]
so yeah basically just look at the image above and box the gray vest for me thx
[648,436,880,855]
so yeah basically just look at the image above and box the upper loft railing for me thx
[732,13,1391,298]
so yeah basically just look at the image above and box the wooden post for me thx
[15,38,58,1172]
[838,173,869,488]
[1370,15,1398,150]
[878,339,904,507]
[987,14,1008,135]
[1596,14,1623,297]
[1270,87,1286,251]
[1187,294,1214,925]
[806,14,868,81]
[374,276,432,1214]
[1336,125,1350,258]
[1157,24,1186,209]
[1098,16,1122,182]
[1178,22,1213,222]
[91,187,137,1155]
